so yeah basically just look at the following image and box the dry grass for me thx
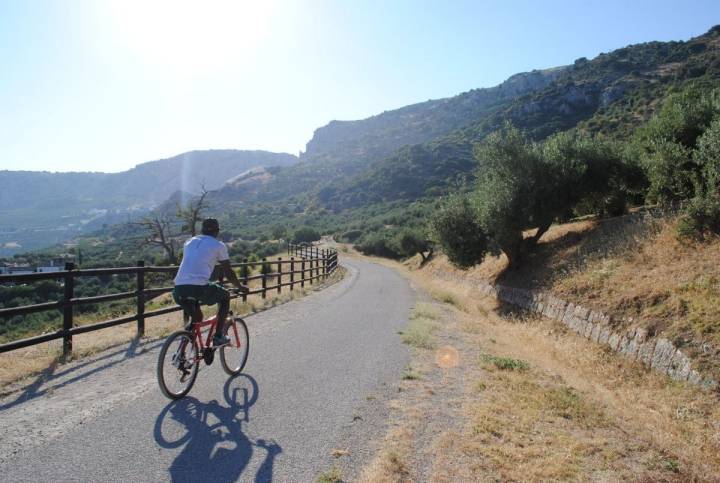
[316,466,343,483]
[356,253,720,481]
[0,266,346,392]
[424,210,720,379]
[410,302,440,320]
[398,304,440,350]
[419,270,720,481]
[357,424,414,483]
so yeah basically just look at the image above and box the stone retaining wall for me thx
[433,270,718,390]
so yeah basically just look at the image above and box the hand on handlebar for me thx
[234,285,250,295]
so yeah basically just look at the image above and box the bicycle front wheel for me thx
[220,317,249,376]
[157,330,199,399]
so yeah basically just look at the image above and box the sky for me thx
[0,0,718,173]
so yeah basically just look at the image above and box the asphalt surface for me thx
[0,257,415,482]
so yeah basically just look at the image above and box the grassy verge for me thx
[353,252,720,481]
[432,211,720,379]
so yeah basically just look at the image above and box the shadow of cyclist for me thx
[154,374,282,483]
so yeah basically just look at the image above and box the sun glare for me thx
[107,0,276,71]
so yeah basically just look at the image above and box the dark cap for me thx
[201,218,220,234]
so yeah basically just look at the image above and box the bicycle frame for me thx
[186,313,243,364]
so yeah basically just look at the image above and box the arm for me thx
[220,260,248,293]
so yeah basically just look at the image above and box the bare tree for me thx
[176,186,210,237]
[133,210,181,265]
[133,186,211,265]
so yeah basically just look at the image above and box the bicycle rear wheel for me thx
[157,330,199,399]
[220,317,249,376]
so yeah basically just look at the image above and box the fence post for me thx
[242,258,248,302]
[261,258,267,299]
[301,258,306,288]
[310,257,315,285]
[323,251,328,280]
[277,257,282,294]
[62,262,75,359]
[136,260,145,338]
[290,257,295,291]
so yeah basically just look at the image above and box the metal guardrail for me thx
[0,244,339,357]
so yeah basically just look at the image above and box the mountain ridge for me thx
[0,149,298,254]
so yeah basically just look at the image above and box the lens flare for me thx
[435,345,460,368]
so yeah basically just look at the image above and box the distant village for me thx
[0,257,75,275]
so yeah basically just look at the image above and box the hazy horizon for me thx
[1,0,718,174]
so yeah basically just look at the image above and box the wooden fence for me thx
[0,243,338,357]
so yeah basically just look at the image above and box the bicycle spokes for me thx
[158,331,199,399]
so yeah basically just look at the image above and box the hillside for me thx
[0,150,297,254]
[321,26,720,210]
[207,68,566,209]
[426,210,720,383]
[207,26,720,216]
[302,67,566,166]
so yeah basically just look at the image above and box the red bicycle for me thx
[157,293,249,400]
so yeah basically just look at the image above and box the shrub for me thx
[696,118,720,195]
[637,87,720,205]
[430,195,487,269]
[677,195,720,239]
[341,229,363,242]
[293,227,321,243]
[270,224,287,240]
[260,259,272,275]
[480,354,530,371]
[398,230,433,261]
[356,234,403,259]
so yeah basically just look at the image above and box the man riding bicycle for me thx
[173,218,246,347]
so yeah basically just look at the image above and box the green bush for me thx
[293,227,321,243]
[398,230,432,260]
[341,229,363,242]
[696,118,720,195]
[637,87,720,205]
[430,195,487,269]
[271,224,287,240]
[677,195,720,239]
[356,234,403,259]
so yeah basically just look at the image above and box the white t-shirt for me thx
[173,235,230,286]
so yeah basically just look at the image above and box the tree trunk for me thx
[502,240,523,269]
[503,223,550,270]
[528,222,551,246]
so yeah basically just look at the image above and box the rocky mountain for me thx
[0,150,297,254]
[209,67,567,208]
[319,26,720,210]
[301,66,566,171]
[210,26,720,213]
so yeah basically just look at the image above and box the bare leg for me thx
[215,293,230,336]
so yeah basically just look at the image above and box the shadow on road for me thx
[0,337,163,412]
[154,374,282,483]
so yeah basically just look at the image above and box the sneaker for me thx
[213,334,230,347]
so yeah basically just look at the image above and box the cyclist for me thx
[173,218,246,347]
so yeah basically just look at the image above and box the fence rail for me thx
[0,243,338,357]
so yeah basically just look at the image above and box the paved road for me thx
[0,257,415,482]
